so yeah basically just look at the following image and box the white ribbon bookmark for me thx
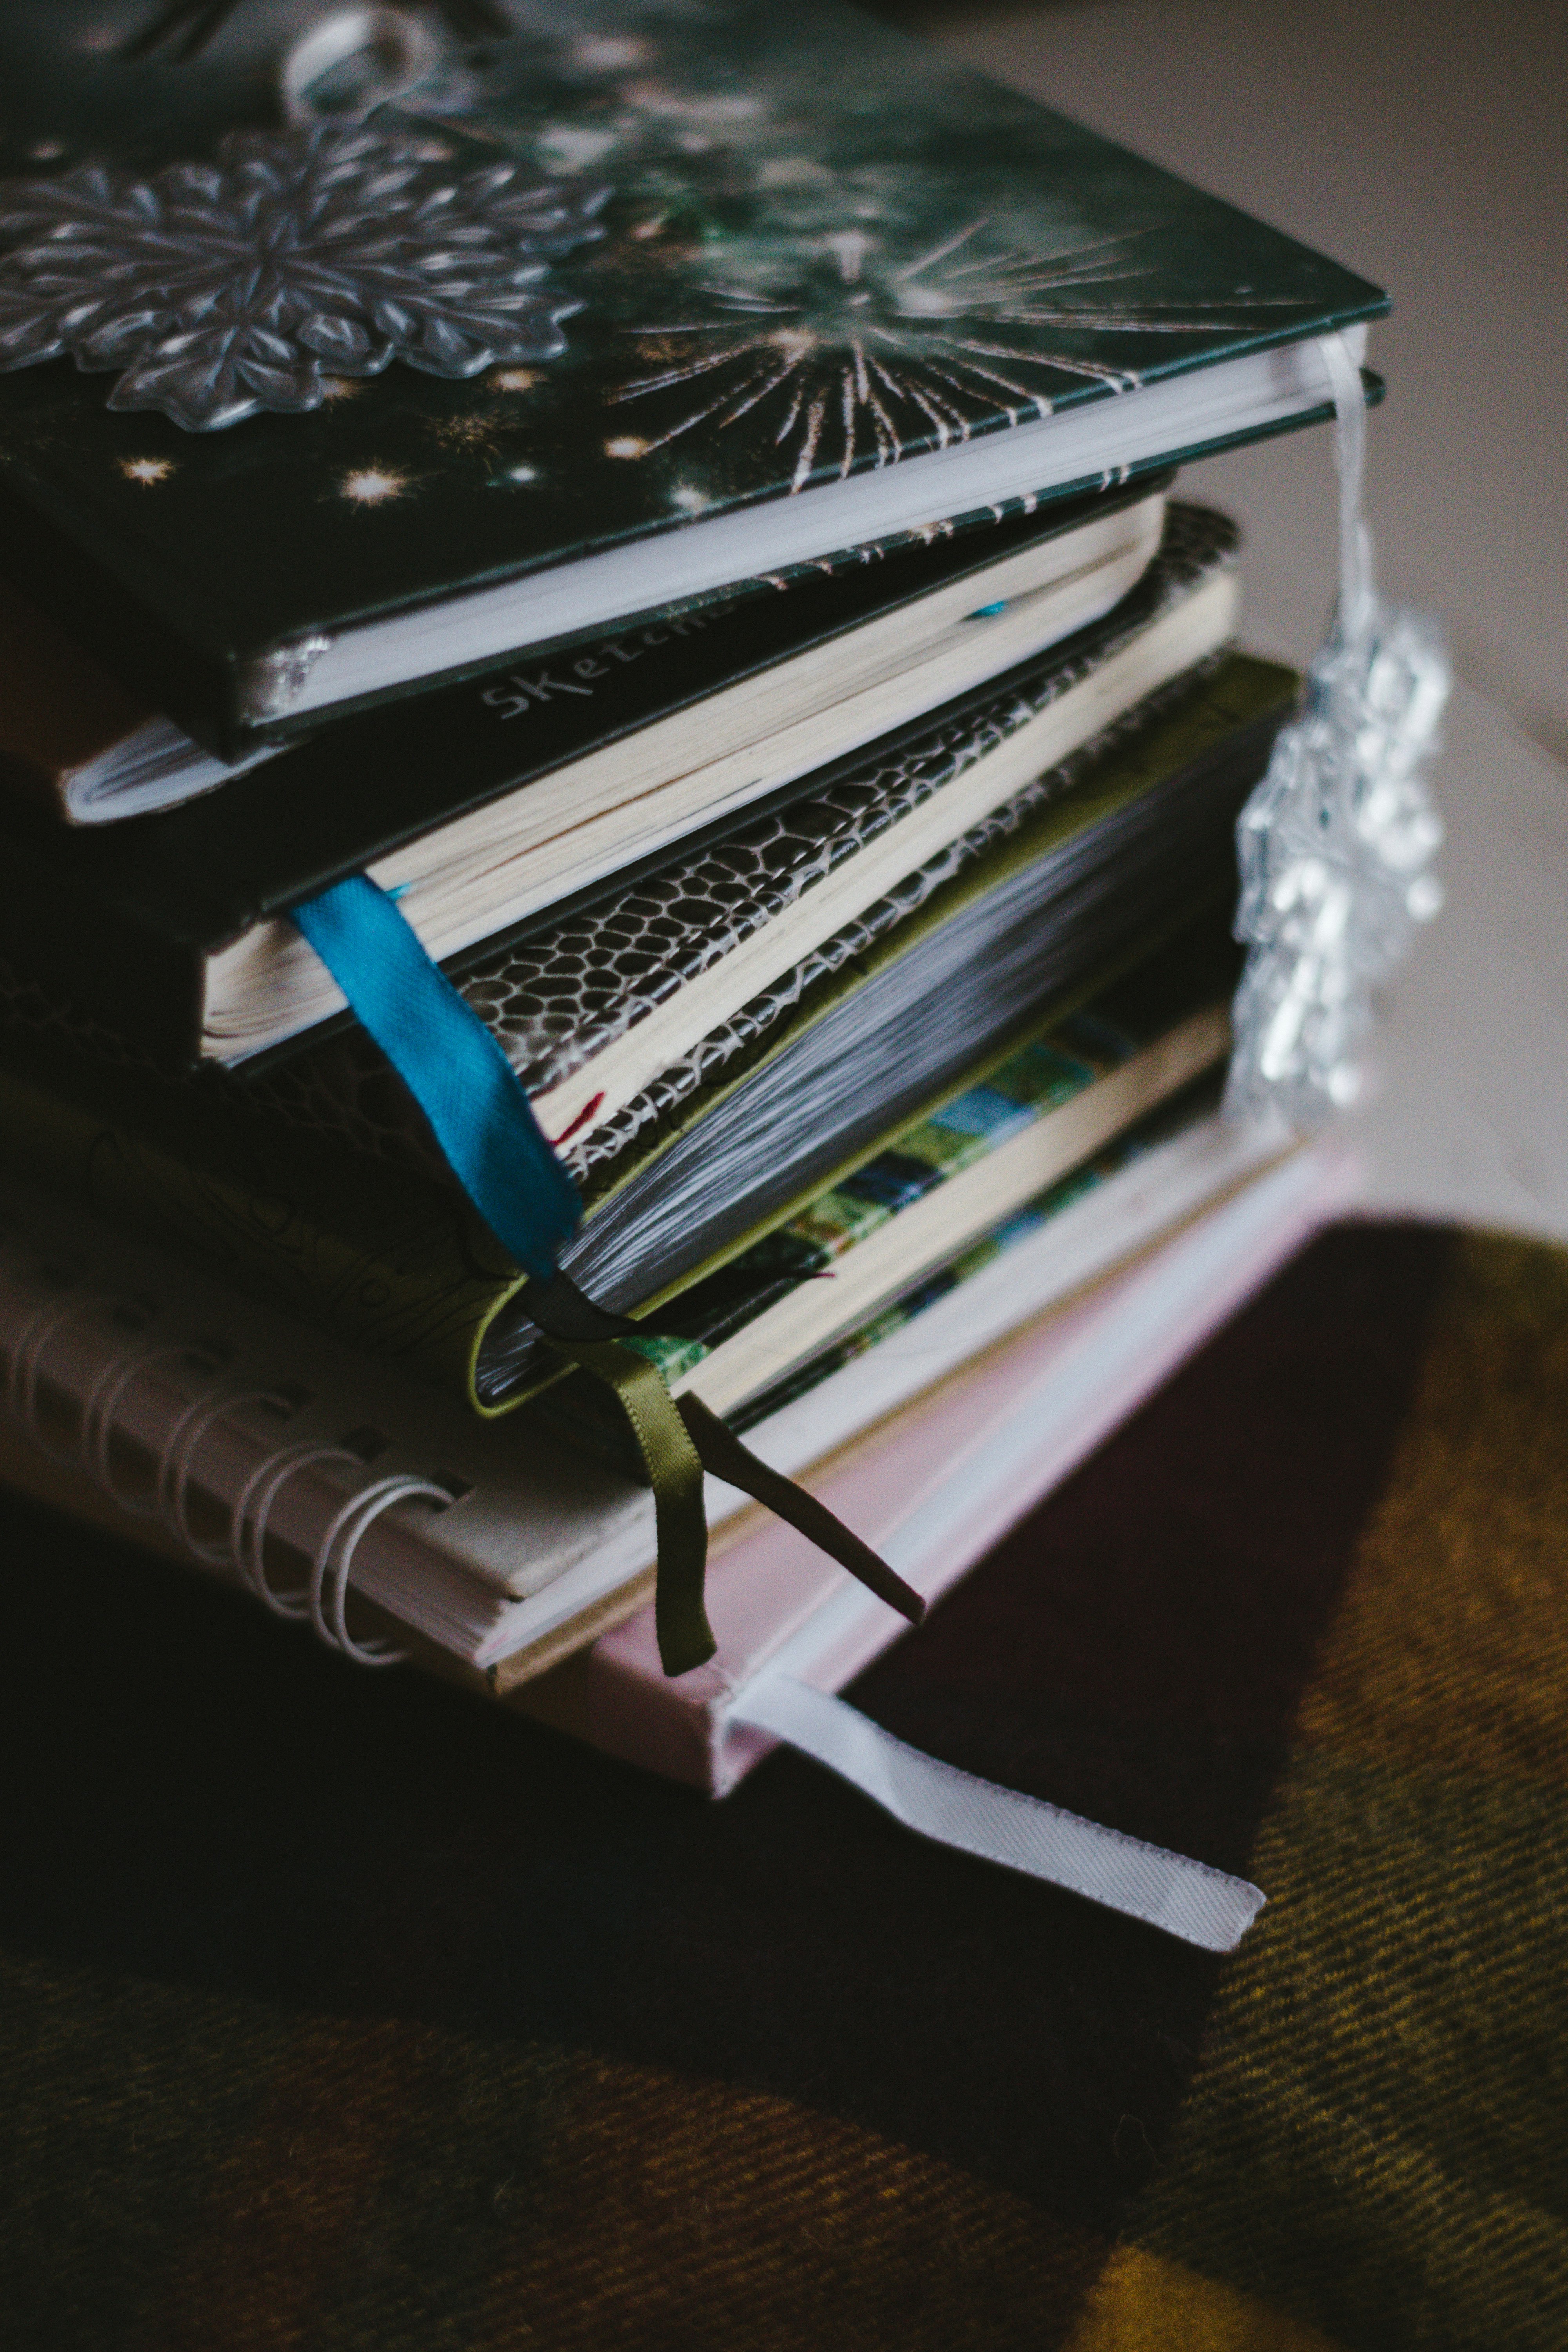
[728,1673,1265,1953]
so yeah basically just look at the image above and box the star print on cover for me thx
[0,0,1388,750]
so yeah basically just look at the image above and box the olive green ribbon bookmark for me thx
[291,874,922,1679]
[538,1336,714,1676]
[541,1337,924,1677]
[675,1392,927,1633]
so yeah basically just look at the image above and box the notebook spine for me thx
[0,1238,451,1668]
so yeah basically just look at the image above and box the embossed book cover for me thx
[0,0,1383,750]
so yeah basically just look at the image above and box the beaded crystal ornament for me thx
[1225,334,1448,1128]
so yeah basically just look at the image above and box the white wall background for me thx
[907,0,1568,764]
[898,0,1568,1239]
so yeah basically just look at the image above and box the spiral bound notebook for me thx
[0,1097,1301,1681]
[0,1087,1288,1665]
[0,1137,1349,1950]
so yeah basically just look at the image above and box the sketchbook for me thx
[211,506,1233,1071]
[0,492,1214,1069]
[0,479,1160,828]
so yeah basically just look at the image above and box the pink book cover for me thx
[535,1143,1355,1793]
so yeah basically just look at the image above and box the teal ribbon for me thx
[290,874,580,1285]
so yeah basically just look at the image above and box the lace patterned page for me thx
[467,507,1232,1094]
[0,508,1235,1194]
[253,503,1235,1174]
[562,652,1235,1200]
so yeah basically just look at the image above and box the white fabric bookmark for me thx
[728,1673,1265,1953]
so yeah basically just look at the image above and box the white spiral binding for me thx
[9,1287,126,1463]
[159,1385,298,1564]
[311,1477,449,1667]
[233,1439,364,1621]
[83,1338,216,1514]
[1,1252,446,1670]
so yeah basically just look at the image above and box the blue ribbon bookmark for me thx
[290,874,580,1285]
[289,872,925,1677]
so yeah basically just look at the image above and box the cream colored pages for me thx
[530,569,1237,1148]
[203,496,1162,1062]
[285,333,1354,718]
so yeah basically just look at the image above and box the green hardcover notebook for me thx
[0,655,1292,1413]
[0,0,1383,751]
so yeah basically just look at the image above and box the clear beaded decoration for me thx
[1225,335,1449,1128]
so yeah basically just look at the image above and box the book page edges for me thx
[196,501,1164,1062]
[552,1143,1357,1790]
[265,332,1368,730]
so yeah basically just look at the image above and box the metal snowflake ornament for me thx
[0,125,607,432]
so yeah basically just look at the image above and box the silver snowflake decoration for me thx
[0,125,608,432]
[1226,599,1449,1129]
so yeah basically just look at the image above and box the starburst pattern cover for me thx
[0,0,1381,745]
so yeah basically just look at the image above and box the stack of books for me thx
[0,4,1381,1821]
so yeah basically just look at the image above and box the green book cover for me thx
[0,2,1381,746]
